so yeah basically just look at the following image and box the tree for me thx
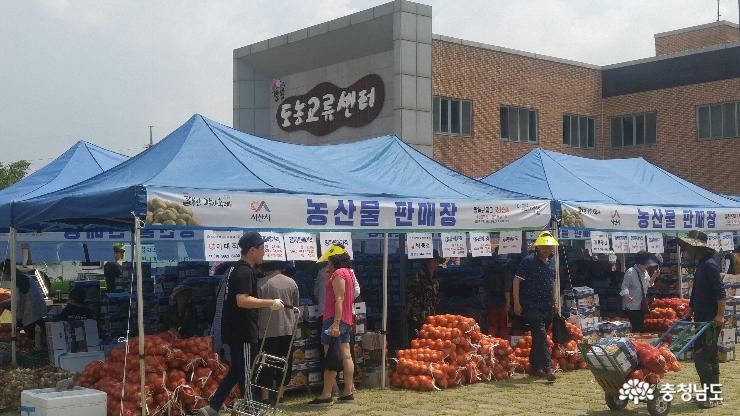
[0,160,31,190]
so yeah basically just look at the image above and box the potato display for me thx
[146,198,201,226]
[561,208,585,228]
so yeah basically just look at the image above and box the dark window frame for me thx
[433,95,473,137]
[563,113,596,149]
[609,112,658,149]
[697,100,740,140]
[501,104,538,143]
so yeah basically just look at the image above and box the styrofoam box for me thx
[57,351,106,373]
[21,387,106,416]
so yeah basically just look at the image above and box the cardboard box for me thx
[719,328,735,347]
[287,363,308,387]
[46,320,100,364]
[57,351,106,373]
[362,332,385,368]
[362,367,387,388]
[304,305,322,323]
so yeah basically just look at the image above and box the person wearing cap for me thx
[57,286,95,321]
[406,249,446,343]
[308,244,356,407]
[513,231,559,382]
[200,232,285,416]
[104,243,125,292]
[255,261,299,404]
[162,285,198,338]
[728,245,740,274]
[1,259,47,350]
[620,251,659,333]
[679,230,726,408]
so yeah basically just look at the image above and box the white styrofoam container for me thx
[57,351,106,373]
[21,387,106,416]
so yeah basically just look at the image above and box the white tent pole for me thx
[552,223,561,313]
[381,233,389,389]
[134,218,146,415]
[9,227,17,365]
[677,243,684,300]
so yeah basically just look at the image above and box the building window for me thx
[697,101,739,140]
[500,105,537,143]
[562,114,595,148]
[609,112,657,148]
[433,96,472,136]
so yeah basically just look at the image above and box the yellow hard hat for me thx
[316,244,347,264]
[533,231,559,247]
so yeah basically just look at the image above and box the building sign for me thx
[276,74,385,136]
[561,203,740,231]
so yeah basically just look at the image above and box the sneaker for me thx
[308,397,334,407]
[537,370,556,382]
[338,394,354,403]
[198,406,219,416]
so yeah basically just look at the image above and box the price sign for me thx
[406,233,433,259]
[261,232,286,261]
[720,232,735,251]
[284,232,317,261]
[628,234,646,253]
[319,232,353,259]
[646,234,664,254]
[707,233,721,252]
[469,232,492,257]
[590,231,610,254]
[610,232,629,254]
[204,230,242,261]
[440,233,467,258]
[498,231,522,255]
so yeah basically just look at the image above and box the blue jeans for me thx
[320,319,352,344]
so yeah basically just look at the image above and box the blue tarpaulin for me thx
[480,148,740,208]
[14,115,536,231]
[723,194,740,203]
[0,141,128,229]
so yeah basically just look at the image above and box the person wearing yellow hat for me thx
[513,231,559,382]
[309,244,356,407]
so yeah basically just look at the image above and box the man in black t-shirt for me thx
[103,244,125,292]
[200,232,285,416]
[57,286,95,321]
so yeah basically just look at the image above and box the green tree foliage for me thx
[0,160,31,190]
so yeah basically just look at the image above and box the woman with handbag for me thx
[620,252,659,332]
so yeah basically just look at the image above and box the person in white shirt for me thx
[620,252,660,332]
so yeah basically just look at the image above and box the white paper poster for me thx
[707,233,721,252]
[720,232,735,251]
[440,233,467,258]
[611,232,630,254]
[260,232,286,261]
[284,232,317,261]
[589,231,610,254]
[204,230,242,261]
[469,232,492,257]
[319,232,354,259]
[406,233,433,259]
[646,234,664,253]
[498,231,522,255]
[628,234,646,253]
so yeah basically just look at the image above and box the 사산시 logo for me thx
[619,379,655,404]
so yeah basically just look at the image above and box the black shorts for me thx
[255,335,294,388]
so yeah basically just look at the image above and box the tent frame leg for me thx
[10,227,17,365]
[134,217,146,415]
[381,233,389,388]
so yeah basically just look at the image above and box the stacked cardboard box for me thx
[566,287,601,336]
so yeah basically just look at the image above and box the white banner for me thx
[284,232,317,261]
[611,232,629,254]
[498,231,522,255]
[707,233,721,252]
[261,232,287,261]
[589,231,610,254]
[2,230,203,242]
[561,202,740,231]
[646,234,664,253]
[406,233,433,259]
[319,232,354,259]
[720,232,735,251]
[469,232,492,257]
[146,188,551,231]
[204,230,241,261]
[440,233,467,258]
[629,234,646,253]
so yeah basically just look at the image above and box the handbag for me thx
[636,270,650,315]
[551,313,571,345]
[324,337,343,372]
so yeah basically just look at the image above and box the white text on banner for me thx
[406,233,433,259]
[646,234,664,253]
[628,234,646,253]
[469,232,492,257]
[261,232,287,261]
[319,232,353,259]
[720,232,735,251]
[498,231,522,255]
[707,233,721,252]
[284,232,317,261]
[612,232,630,253]
[204,230,242,261]
[590,231,610,254]
[440,233,467,258]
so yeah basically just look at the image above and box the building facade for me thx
[234,1,740,195]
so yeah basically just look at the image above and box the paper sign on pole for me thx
[498,231,522,255]
[611,232,630,254]
[720,232,735,251]
[589,231,610,254]
[406,233,433,259]
[204,230,242,261]
[628,234,646,253]
[319,232,354,259]
[707,233,721,252]
[440,233,467,258]
[646,234,664,253]
[261,232,286,261]
[284,232,317,261]
[469,232,492,257]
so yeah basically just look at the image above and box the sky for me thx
[1,0,738,172]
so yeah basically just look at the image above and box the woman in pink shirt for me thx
[308,245,355,407]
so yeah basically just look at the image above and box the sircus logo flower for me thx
[619,379,655,404]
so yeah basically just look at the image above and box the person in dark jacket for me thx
[162,285,198,338]
[679,231,726,408]
[57,286,95,321]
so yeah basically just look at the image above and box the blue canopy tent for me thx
[723,194,740,203]
[480,148,740,232]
